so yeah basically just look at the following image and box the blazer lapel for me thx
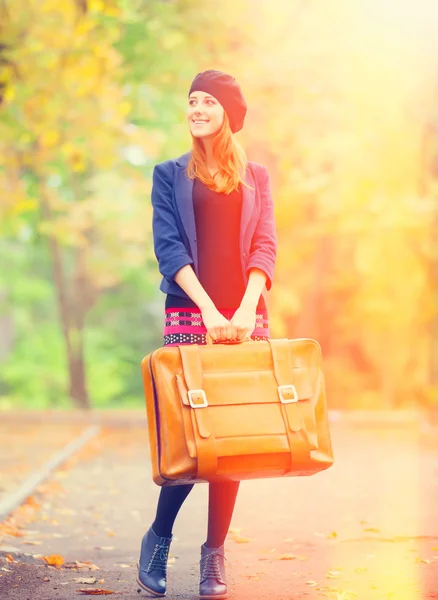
[174,158,197,268]
[240,164,256,246]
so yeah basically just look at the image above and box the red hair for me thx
[187,112,253,194]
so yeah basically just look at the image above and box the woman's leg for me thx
[152,484,195,538]
[205,481,240,548]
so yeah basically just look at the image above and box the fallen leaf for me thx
[43,577,50,582]
[22,540,43,546]
[326,569,342,579]
[73,577,98,584]
[5,555,15,563]
[416,558,431,564]
[167,557,176,565]
[0,523,24,538]
[43,554,65,568]
[230,533,252,543]
[278,554,298,560]
[76,589,116,595]
[116,564,130,568]
[364,528,380,533]
[306,580,318,586]
[227,527,241,534]
[327,532,338,539]
[76,561,100,571]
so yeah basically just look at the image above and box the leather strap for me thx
[269,339,311,467]
[178,345,218,479]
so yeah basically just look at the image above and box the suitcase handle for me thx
[205,333,250,345]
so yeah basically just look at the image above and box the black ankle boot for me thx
[137,526,172,597]
[199,543,228,600]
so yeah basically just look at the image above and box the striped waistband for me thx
[163,307,269,347]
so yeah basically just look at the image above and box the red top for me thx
[166,177,266,312]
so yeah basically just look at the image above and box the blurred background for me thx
[0,0,437,412]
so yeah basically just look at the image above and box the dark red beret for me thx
[188,70,247,133]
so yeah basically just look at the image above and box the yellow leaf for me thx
[4,86,15,103]
[40,131,60,149]
[15,198,38,214]
[104,6,121,17]
[88,0,104,11]
[278,554,298,560]
[231,533,252,543]
[327,531,338,539]
[119,101,131,116]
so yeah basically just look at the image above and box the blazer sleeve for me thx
[246,165,277,291]
[151,163,194,281]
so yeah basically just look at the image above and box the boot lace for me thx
[201,549,226,581]
[147,540,170,574]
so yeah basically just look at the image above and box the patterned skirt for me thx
[163,307,270,346]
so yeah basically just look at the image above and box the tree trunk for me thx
[39,184,91,410]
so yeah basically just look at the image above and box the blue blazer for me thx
[151,151,277,300]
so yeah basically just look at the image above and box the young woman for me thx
[137,70,277,600]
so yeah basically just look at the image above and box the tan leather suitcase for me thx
[141,338,334,485]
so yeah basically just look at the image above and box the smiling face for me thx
[187,90,225,139]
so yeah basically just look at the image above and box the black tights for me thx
[152,481,240,548]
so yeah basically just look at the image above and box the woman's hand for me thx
[230,304,257,342]
[200,305,238,342]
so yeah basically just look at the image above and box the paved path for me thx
[0,419,437,599]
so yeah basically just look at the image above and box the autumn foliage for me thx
[0,0,437,410]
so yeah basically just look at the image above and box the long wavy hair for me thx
[186,112,253,195]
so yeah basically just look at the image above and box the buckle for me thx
[278,384,298,404]
[187,389,208,408]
